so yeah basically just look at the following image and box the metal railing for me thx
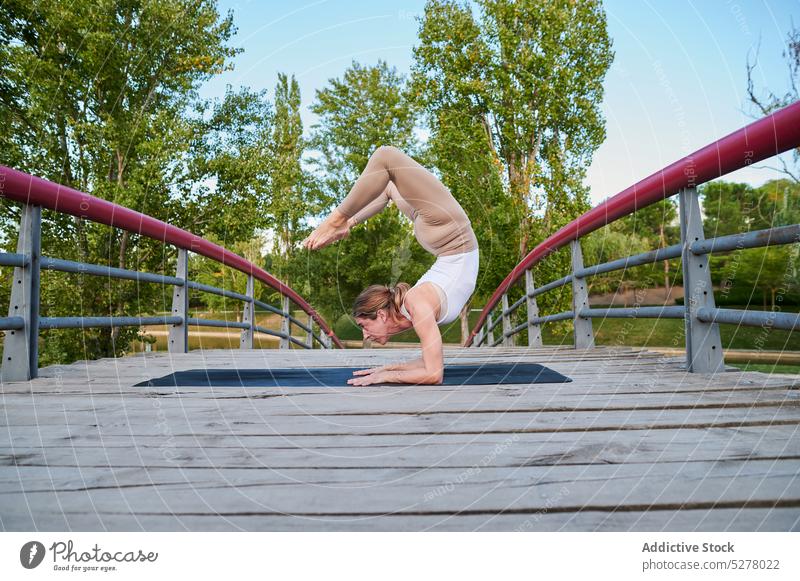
[468,100,800,373]
[0,166,344,381]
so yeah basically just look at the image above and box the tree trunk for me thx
[460,300,470,346]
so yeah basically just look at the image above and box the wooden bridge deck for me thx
[1,346,798,531]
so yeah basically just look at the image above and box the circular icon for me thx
[20,541,45,569]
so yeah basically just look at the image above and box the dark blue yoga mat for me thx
[135,363,570,387]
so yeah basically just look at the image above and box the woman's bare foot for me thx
[302,209,351,250]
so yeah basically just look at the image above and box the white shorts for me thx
[414,248,480,325]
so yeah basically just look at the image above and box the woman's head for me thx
[352,282,411,344]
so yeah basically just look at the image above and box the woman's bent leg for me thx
[337,146,453,219]
[336,146,396,218]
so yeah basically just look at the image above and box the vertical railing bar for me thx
[240,274,254,350]
[525,268,542,348]
[571,240,595,349]
[679,186,724,373]
[168,248,188,353]
[279,295,290,350]
[1,203,39,381]
[28,205,41,378]
[501,293,514,347]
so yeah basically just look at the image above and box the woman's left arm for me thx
[348,300,443,386]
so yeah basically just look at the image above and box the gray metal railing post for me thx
[501,293,514,346]
[240,274,254,349]
[279,295,290,349]
[475,326,484,348]
[2,204,41,381]
[168,248,188,353]
[679,186,724,373]
[571,239,595,349]
[486,310,495,347]
[306,314,314,349]
[321,331,332,349]
[525,269,543,348]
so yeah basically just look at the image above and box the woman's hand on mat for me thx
[347,370,392,386]
[301,209,351,250]
[352,365,392,376]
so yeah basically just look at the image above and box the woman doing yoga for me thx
[302,146,479,386]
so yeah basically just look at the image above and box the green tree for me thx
[266,73,308,286]
[701,179,800,308]
[422,107,511,341]
[410,0,613,334]
[746,24,799,182]
[292,60,427,333]
[0,1,278,365]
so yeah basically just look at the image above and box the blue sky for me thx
[201,0,800,205]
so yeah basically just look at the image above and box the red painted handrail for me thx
[0,166,344,349]
[467,99,800,347]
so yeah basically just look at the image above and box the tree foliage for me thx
[0,0,278,364]
[284,60,428,333]
[410,0,613,331]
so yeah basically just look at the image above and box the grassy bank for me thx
[334,306,800,351]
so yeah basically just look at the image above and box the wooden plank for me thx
[0,460,797,516]
[3,387,796,419]
[3,508,798,532]
[3,405,799,437]
[1,424,798,475]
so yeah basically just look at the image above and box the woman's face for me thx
[355,311,392,344]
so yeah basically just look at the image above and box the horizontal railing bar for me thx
[285,313,313,335]
[576,244,683,278]
[186,281,250,303]
[39,316,182,329]
[490,310,572,345]
[505,293,527,316]
[691,224,800,255]
[496,275,573,321]
[0,252,28,267]
[498,310,575,345]
[253,325,309,349]
[0,316,25,330]
[40,256,184,285]
[530,275,572,299]
[507,320,529,337]
[696,307,800,332]
[532,311,574,325]
[252,298,313,335]
[579,306,686,319]
[253,325,287,340]
[186,318,250,330]
[253,298,286,317]
[487,311,502,333]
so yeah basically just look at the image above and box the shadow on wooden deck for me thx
[1,346,798,531]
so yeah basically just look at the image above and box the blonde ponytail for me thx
[353,282,411,320]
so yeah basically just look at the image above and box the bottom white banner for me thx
[1,532,797,580]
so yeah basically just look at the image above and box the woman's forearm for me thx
[387,366,443,385]
[386,357,425,371]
